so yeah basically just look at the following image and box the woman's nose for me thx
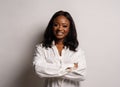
[58,26,62,30]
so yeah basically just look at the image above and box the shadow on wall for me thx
[19,64,45,87]
[15,26,45,87]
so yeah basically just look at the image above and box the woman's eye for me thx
[53,24,58,27]
[63,25,67,28]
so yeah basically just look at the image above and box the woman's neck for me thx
[55,40,64,56]
[55,39,64,45]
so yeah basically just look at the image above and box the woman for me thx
[33,10,86,87]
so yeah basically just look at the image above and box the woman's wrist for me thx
[65,63,78,72]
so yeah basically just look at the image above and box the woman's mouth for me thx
[56,32,64,36]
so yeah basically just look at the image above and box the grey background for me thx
[0,0,120,87]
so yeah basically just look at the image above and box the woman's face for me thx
[53,15,70,41]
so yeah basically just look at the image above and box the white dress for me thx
[33,43,86,87]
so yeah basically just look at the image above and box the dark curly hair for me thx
[42,10,79,51]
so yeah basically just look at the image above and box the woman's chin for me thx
[55,37,65,41]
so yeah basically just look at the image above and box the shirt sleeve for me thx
[33,45,69,78]
[63,49,87,81]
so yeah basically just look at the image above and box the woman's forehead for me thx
[53,16,70,24]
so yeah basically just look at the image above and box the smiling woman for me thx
[53,15,70,40]
[52,15,70,56]
[33,10,86,87]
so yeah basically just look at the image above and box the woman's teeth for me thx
[57,32,63,35]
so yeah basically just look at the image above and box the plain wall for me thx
[0,0,120,87]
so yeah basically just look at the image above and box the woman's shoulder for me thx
[35,43,43,48]
[35,43,51,51]
[35,43,46,51]
[76,46,85,52]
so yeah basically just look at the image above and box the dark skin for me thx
[53,15,78,71]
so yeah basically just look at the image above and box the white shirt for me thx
[33,43,86,87]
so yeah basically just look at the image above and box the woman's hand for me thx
[66,63,78,72]
[73,63,78,69]
[66,67,72,72]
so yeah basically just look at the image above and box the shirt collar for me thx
[52,40,67,49]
